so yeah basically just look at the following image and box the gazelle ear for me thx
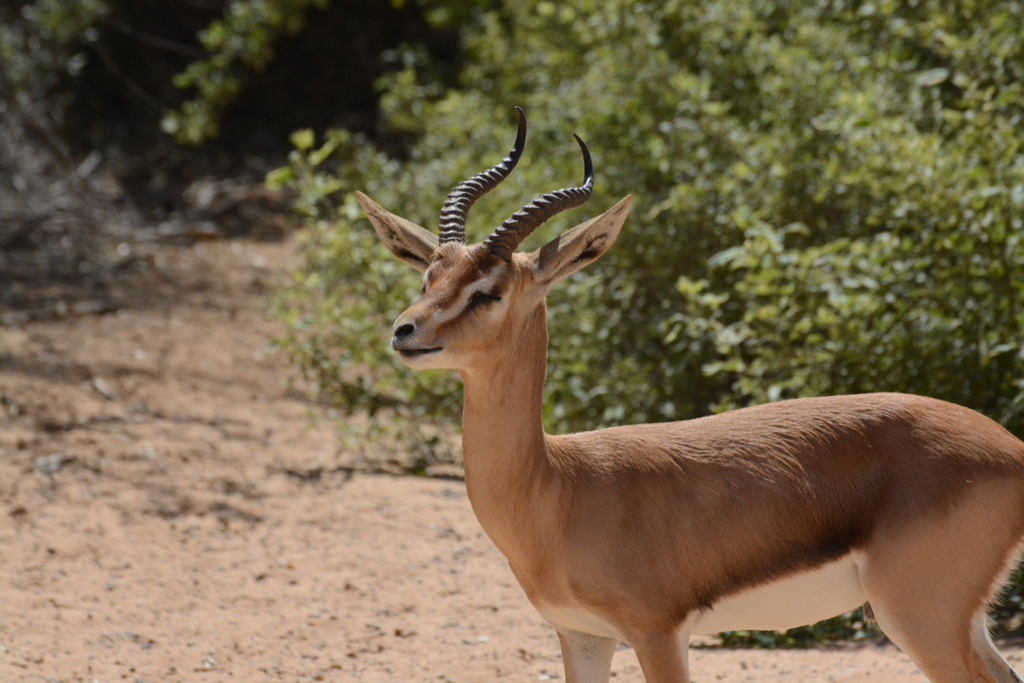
[357,191,439,273]
[526,195,632,289]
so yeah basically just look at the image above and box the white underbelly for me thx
[690,553,866,635]
[533,553,866,641]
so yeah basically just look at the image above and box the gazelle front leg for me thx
[630,628,691,683]
[557,629,618,683]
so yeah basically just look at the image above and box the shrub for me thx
[272,0,1024,442]
[0,0,109,95]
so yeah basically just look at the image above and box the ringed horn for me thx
[438,107,595,259]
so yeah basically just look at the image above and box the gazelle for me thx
[357,107,1024,683]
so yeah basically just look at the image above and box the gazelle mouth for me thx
[396,346,443,358]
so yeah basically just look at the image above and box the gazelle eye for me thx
[466,290,503,313]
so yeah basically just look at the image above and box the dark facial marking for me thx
[465,289,503,314]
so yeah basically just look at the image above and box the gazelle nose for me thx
[394,322,415,338]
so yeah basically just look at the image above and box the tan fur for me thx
[367,193,1024,683]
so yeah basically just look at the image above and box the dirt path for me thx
[2,234,1021,682]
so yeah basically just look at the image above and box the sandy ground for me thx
[2,233,1023,682]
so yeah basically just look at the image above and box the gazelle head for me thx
[358,108,632,370]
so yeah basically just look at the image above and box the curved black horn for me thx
[483,134,593,260]
[438,107,527,244]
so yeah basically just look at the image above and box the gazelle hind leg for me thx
[971,613,1024,683]
[868,598,1018,683]
[557,629,618,683]
[859,482,1024,683]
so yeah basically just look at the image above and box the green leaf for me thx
[265,166,295,188]
[291,128,315,151]
[916,68,950,87]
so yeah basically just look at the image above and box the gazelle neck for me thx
[458,302,553,557]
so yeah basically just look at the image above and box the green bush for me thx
[270,0,1024,639]
[161,0,329,145]
[0,0,109,95]
[1,0,318,139]
[2,0,464,147]
[272,0,1024,439]
[160,0,480,144]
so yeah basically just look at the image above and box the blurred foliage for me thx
[161,0,482,144]
[0,0,468,149]
[0,0,109,95]
[271,0,1024,439]
[0,0,339,142]
[161,0,329,145]
[269,0,1024,641]
[719,606,876,648]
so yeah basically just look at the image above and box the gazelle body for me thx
[359,108,1024,682]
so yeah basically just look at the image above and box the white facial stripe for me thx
[430,271,501,326]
